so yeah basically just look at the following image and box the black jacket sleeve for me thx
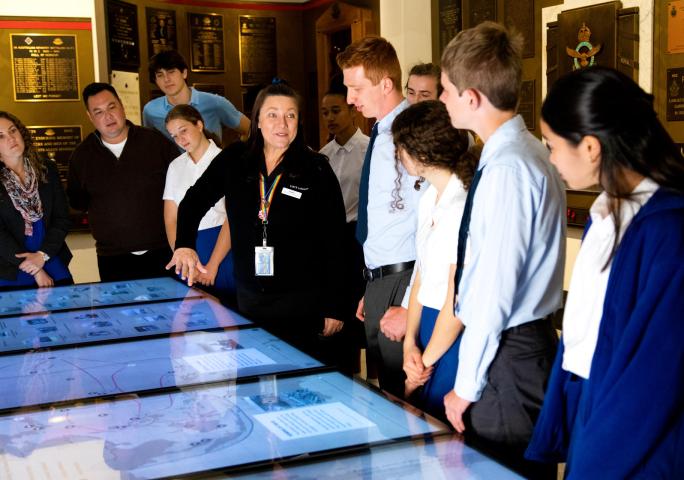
[66,144,89,212]
[39,161,72,258]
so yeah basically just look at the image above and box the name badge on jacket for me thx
[281,187,302,199]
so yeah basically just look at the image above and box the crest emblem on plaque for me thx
[566,23,602,70]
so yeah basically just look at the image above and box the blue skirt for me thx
[0,219,71,288]
[194,225,236,297]
[417,306,463,420]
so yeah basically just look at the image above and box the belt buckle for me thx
[364,267,377,282]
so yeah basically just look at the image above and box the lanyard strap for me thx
[258,173,283,223]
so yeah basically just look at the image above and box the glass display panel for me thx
[0,327,323,412]
[227,434,524,479]
[0,372,446,479]
[0,277,200,317]
[0,297,251,354]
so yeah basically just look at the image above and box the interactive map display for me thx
[0,277,200,317]
[0,327,323,411]
[230,434,524,479]
[0,372,446,479]
[0,297,251,354]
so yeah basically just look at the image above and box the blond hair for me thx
[336,36,402,92]
[441,21,523,110]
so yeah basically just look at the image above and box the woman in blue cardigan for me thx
[526,67,684,478]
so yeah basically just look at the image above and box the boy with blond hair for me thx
[440,22,565,478]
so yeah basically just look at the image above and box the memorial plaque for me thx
[239,16,277,85]
[106,0,140,71]
[518,80,535,130]
[193,83,225,97]
[27,126,81,183]
[188,12,225,72]
[467,0,496,28]
[10,34,79,102]
[667,67,684,121]
[146,7,177,57]
[438,0,462,56]
[504,0,534,58]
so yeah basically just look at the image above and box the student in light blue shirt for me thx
[338,37,423,398]
[143,50,250,144]
[440,22,565,478]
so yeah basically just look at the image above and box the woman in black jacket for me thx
[167,82,349,363]
[0,111,72,288]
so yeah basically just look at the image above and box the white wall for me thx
[0,0,101,81]
[380,0,434,88]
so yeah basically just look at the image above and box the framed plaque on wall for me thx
[188,12,225,72]
[239,16,277,86]
[106,0,140,71]
[146,7,177,58]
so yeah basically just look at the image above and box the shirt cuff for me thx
[454,373,484,403]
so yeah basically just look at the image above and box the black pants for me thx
[97,246,173,282]
[464,318,559,479]
[362,268,412,398]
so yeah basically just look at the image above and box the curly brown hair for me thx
[390,101,479,209]
[0,111,48,183]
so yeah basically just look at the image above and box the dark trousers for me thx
[97,246,173,283]
[465,318,559,479]
[362,268,412,397]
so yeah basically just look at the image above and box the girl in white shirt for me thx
[393,101,479,419]
[164,105,235,301]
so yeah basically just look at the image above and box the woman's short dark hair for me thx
[246,81,306,158]
[543,66,684,264]
[164,104,222,148]
[0,111,47,183]
[390,100,479,209]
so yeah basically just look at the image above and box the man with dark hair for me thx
[337,37,423,397]
[405,62,442,104]
[68,82,178,282]
[143,50,249,142]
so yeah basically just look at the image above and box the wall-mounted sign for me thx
[27,126,82,184]
[146,7,177,58]
[518,80,535,130]
[239,16,277,85]
[467,0,496,28]
[438,0,461,56]
[111,70,141,126]
[667,67,684,121]
[106,0,140,71]
[188,12,225,72]
[668,1,684,53]
[10,34,79,102]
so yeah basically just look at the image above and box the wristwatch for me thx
[38,251,50,262]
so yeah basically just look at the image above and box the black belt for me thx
[363,261,415,282]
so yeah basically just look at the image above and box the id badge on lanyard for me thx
[255,173,282,276]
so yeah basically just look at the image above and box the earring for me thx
[414,177,425,191]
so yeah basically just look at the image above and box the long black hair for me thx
[543,66,684,264]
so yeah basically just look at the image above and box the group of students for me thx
[1,20,682,479]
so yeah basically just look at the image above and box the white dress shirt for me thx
[364,99,423,269]
[320,128,369,223]
[416,174,468,309]
[454,115,566,402]
[163,140,226,231]
[562,178,658,379]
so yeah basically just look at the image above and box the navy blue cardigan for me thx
[526,188,684,478]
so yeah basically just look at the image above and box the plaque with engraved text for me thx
[239,16,277,86]
[146,7,177,58]
[106,0,140,71]
[188,12,225,72]
[11,34,79,102]
[27,126,82,184]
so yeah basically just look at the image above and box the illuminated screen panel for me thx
[228,434,525,480]
[0,297,251,354]
[0,277,201,317]
[0,372,446,479]
[0,327,323,411]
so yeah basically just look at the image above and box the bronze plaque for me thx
[146,7,177,57]
[518,80,535,130]
[188,12,225,72]
[193,83,225,97]
[467,0,496,28]
[239,16,277,86]
[667,68,684,122]
[438,0,462,56]
[106,0,140,71]
[10,34,79,102]
[504,0,534,58]
[27,125,82,184]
